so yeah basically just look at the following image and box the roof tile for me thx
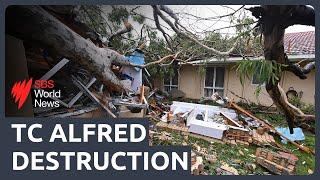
[284,31,315,55]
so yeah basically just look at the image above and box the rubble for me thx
[252,129,276,146]
[255,148,298,175]
[244,163,256,172]
[149,96,314,175]
[154,131,173,142]
[205,154,217,164]
[5,5,314,175]
[8,35,312,174]
[224,128,251,145]
[168,89,186,99]
[216,163,239,175]
[191,152,204,174]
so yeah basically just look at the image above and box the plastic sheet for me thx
[275,127,305,144]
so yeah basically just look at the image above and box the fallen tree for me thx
[6,5,315,132]
[149,5,315,132]
[5,5,138,91]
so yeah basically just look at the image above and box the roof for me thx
[284,31,315,55]
[189,31,315,65]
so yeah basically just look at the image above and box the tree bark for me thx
[42,5,103,47]
[6,5,130,91]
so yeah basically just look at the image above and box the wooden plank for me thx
[229,101,315,155]
[71,76,116,118]
[220,112,243,128]
[68,77,96,107]
[39,58,69,80]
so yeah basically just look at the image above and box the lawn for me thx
[150,112,315,175]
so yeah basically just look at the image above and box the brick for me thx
[255,148,297,175]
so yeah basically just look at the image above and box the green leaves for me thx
[235,59,283,96]
[108,7,129,24]
[132,14,145,24]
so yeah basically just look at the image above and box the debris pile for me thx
[12,42,152,119]
[11,48,312,174]
[255,148,298,175]
[5,5,314,175]
[148,93,314,175]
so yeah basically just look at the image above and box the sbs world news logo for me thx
[11,79,61,109]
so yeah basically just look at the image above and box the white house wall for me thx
[154,63,315,106]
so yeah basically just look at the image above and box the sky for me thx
[101,5,315,40]
[167,5,315,35]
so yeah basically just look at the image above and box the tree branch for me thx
[108,19,133,45]
[284,61,315,79]
[152,8,173,50]
[249,5,316,133]
[119,52,180,68]
[6,5,131,91]
[152,5,240,57]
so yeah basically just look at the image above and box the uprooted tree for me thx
[5,5,315,132]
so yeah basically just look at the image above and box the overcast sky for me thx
[102,5,315,40]
[167,5,315,35]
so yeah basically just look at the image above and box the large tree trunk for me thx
[250,5,315,133]
[5,5,129,91]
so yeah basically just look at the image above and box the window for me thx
[164,71,178,92]
[204,67,225,97]
[251,69,264,85]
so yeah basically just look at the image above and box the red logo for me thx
[34,80,55,89]
[11,78,33,109]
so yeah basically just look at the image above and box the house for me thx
[153,31,315,106]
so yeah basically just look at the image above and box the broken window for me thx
[164,70,178,92]
[204,67,225,97]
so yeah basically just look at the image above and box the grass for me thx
[279,132,315,175]
[150,112,315,175]
[255,113,315,174]
[152,131,269,175]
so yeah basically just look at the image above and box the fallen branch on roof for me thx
[117,52,180,69]
[141,52,180,68]
[152,5,240,56]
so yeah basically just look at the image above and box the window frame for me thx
[203,66,225,97]
[163,71,179,92]
[251,69,266,86]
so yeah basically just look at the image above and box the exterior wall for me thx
[153,63,315,106]
[281,70,315,104]
[178,65,203,99]
[225,64,274,106]
[153,76,164,91]
[225,64,315,105]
